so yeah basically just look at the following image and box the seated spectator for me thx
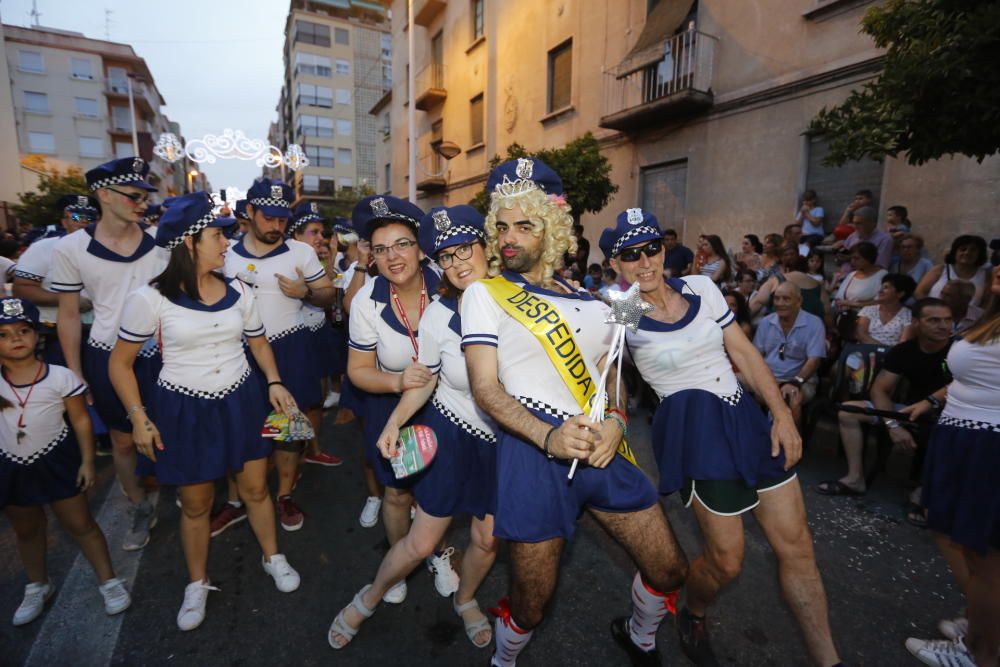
[783,223,809,257]
[750,244,828,321]
[915,234,991,306]
[856,274,917,346]
[661,228,693,277]
[889,233,933,284]
[806,249,829,288]
[598,267,618,298]
[834,205,893,272]
[940,279,983,334]
[724,290,753,338]
[836,188,875,228]
[753,281,827,426]
[734,234,763,272]
[733,268,758,300]
[698,234,732,285]
[885,205,911,239]
[834,242,888,313]
[796,189,826,246]
[759,232,784,279]
[817,298,953,497]
[583,262,602,290]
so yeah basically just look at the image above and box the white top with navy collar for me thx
[461,271,613,417]
[223,238,325,342]
[349,266,441,375]
[48,224,168,349]
[118,280,265,396]
[625,275,738,400]
[1,364,87,462]
[14,236,94,325]
[419,297,495,440]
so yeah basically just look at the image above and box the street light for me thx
[187,169,199,193]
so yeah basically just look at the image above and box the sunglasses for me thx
[107,188,149,204]
[617,239,663,263]
[69,213,96,222]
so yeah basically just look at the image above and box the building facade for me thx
[383,0,998,260]
[272,0,391,203]
[2,24,183,199]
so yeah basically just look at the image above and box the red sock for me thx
[628,572,678,651]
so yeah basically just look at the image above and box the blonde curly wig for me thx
[484,188,576,288]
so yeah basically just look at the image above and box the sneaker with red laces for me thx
[210,503,247,537]
[304,451,343,467]
[277,495,305,531]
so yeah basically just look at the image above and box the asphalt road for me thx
[1,410,961,666]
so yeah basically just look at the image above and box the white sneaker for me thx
[323,391,340,409]
[12,582,54,626]
[426,547,460,597]
[938,616,968,641]
[359,496,381,528]
[905,636,975,667]
[98,578,132,615]
[262,554,300,593]
[177,580,219,631]
[382,580,407,604]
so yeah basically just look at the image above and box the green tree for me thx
[470,132,619,221]
[317,183,375,222]
[809,0,1000,166]
[13,162,90,229]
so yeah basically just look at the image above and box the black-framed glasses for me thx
[437,243,474,269]
[106,188,149,204]
[371,239,417,256]
[617,239,663,263]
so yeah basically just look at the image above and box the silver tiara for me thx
[626,208,644,225]
[493,174,539,199]
[432,210,451,231]
[370,197,390,217]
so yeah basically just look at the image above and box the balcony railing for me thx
[414,63,446,111]
[600,29,717,132]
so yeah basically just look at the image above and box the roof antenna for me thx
[29,0,41,26]
[104,8,112,40]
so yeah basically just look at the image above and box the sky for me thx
[1,0,288,190]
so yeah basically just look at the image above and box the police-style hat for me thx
[287,201,325,237]
[485,157,563,199]
[86,157,157,192]
[332,216,353,236]
[599,207,662,259]
[155,192,236,250]
[0,298,40,328]
[56,194,99,218]
[162,195,183,208]
[418,205,486,257]
[143,204,163,222]
[351,195,424,240]
[246,178,293,218]
[234,199,250,221]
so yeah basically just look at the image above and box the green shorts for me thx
[680,470,798,516]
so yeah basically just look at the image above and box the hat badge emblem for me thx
[132,157,144,173]
[432,210,452,232]
[310,203,318,214]
[626,208,644,226]
[370,197,390,217]
[77,196,89,207]
[270,185,283,199]
[3,299,24,318]
[515,158,534,180]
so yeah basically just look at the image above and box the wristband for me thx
[605,412,627,437]
[884,418,901,429]
[606,407,628,423]
[543,427,557,460]
[267,381,285,388]
[924,395,942,410]
[126,405,145,422]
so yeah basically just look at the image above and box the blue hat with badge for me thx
[599,207,662,259]
[246,178,294,218]
[486,157,563,199]
[86,156,157,192]
[0,297,40,328]
[56,194,99,218]
[287,201,325,237]
[234,199,249,221]
[351,195,425,240]
[418,205,486,257]
[332,216,353,236]
[155,192,236,250]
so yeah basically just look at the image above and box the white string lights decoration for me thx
[153,129,309,171]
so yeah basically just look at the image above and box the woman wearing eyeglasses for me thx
[345,196,441,607]
[329,205,498,651]
[602,209,842,667]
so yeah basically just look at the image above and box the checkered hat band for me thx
[435,225,485,251]
[165,211,218,250]
[288,214,323,235]
[611,225,660,257]
[249,197,291,209]
[90,174,146,191]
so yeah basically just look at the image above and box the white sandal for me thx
[328,584,377,649]
[454,597,492,648]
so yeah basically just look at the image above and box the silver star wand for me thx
[568,282,652,479]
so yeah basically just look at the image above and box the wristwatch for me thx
[884,418,901,429]
[791,376,806,388]
[925,395,942,410]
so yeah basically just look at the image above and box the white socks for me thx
[491,601,533,667]
[627,572,678,652]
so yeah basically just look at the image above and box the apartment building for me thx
[272,0,392,203]
[383,0,998,258]
[2,24,183,198]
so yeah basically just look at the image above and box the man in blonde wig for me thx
[462,158,688,667]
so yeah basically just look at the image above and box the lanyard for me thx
[3,361,45,443]
[389,277,426,361]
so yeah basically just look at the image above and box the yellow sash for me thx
[479,275,637,466]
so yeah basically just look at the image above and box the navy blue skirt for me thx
[413,400,496,520]
[494,405,658,543]
[136,370,273,485]
[922,419,1000,554]
[309,322,339,379]
[83,342,161,433]
[651,386,789,496]
[1,427,82,508]
[362,391,417,489]
[329,325,348,376]
[269,328,322,411]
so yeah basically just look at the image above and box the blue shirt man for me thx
[662,228,693,277]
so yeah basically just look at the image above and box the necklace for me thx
[3,361,45,444]
[389,276,427,361]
